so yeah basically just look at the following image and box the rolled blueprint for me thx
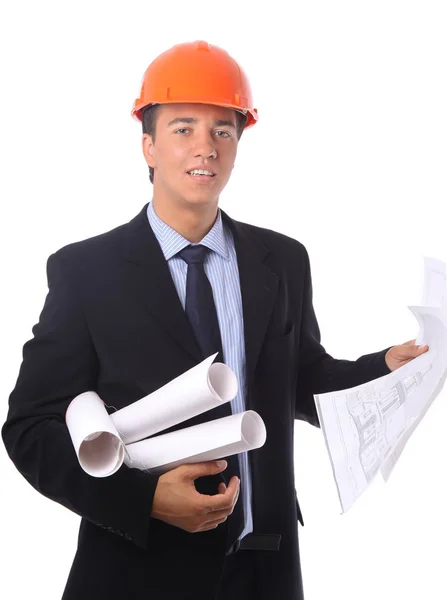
[111,353,238,444]
[65,391,125,477]
[124,410,267,474]
[66,353,239,477]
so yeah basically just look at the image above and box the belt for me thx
[225,533,281,556]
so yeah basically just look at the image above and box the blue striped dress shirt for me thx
[147,201,253,539]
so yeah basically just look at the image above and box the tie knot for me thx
[178,244,209,265]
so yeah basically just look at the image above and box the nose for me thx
[193,129,217,160]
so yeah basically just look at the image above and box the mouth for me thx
[186,170,216,183]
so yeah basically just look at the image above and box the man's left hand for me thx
[385,339,429,372]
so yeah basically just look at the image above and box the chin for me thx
[182,194,219,207]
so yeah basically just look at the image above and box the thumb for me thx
[181,460,228,481]
[406,343,428,356]
[416,344,429,354]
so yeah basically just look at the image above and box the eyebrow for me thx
[167,117,236,130]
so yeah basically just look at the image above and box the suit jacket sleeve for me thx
[295,246,392,427]
[2,251,159,551]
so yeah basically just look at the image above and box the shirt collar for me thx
[147,201,230,261]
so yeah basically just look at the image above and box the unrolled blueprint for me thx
[314,258,447,512]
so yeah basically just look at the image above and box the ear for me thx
[142,133,156,168]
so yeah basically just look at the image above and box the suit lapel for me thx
[124,204,203,363]
[221,210,279,393]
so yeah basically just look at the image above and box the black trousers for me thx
[215,550,258,600]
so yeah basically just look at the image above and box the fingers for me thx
[200,476,240,515]
[397,346,429,367]
[180,460,228,481]
[199,516,228,531]
[230,479,240,507]
[406,344,429,357]
[395,342,429,361]
[402,339,429,352]
[199,482,241,531]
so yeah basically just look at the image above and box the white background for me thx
[1,1,446,598]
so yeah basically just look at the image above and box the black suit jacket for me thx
[2,204,391,599]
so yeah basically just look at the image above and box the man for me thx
[2,40,428,599]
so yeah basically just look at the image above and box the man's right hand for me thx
[151,460,240,533]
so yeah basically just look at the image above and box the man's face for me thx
[142,103,239,209]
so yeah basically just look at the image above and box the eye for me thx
[215,130,231,138]
[175,128,190,134]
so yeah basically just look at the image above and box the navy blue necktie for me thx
[178,244,244,546]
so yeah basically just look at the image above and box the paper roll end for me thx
[241,411,267,448]
[78,432,125,477]
[208,363,238,402]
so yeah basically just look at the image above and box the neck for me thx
[152,195,219,243]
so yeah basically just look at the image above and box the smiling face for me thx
[142,103,240,212]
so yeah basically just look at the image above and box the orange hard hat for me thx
[131,40,258,129]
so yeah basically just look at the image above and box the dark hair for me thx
[142,105,248,184]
